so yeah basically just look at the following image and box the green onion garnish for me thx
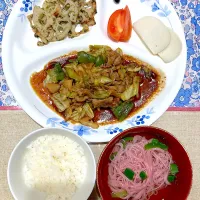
[168,175,176,183]
[170,163,179,175]
[144,138,168,150]
[109,152,117,161]
[139,171,147,180]
[121,136,134,148]
[123,168,135,180]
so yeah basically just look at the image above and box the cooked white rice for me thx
[23,134,87,200]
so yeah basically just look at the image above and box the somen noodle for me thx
[108,135,178,200]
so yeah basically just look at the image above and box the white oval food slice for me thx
[158,29,182,63]
[133,16,171,55]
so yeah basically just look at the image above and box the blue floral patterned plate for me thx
[2,0,187,142]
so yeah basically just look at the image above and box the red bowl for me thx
[97,126,192,200]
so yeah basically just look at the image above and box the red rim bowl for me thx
[97,126,193,200]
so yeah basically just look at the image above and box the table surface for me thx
[0,110,200,200]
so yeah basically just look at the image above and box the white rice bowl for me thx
[7,128,96,200]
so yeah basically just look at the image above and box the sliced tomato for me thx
[107,6,132,42]
[107,9,125,41]
[119,6,132,42]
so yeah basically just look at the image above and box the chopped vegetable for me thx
[83,103,94,118]
[45,63,65,84]
[110,152,117,161]
[140,171,147,180]
[51,93,70,112]
[77,51,96,64]
[65,68,80,81]
[115,47,123,56]
[62,79,73,90]
[94,76,112,85]
[54,64,65,80]
[123,168,135,180]
[112,101,134,121]
[170,164,179,175]
[168,175,176,183]
[111,190,127,198]
[92,90,110,99]
[144,138,168,150]
[152,138,159,142]
[46,83,60,93]
[120,76,140,101]
[118,68,126,79]
[123,136,134,142]
[121,85,135,101]
[68,92,77,98]
[121,136,134,148]
[71,107,85,122]
[89,45,110,61]
[95,55,105,67]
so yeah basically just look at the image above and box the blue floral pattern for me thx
[46,107,154,136]
[141,0,171,17]
[0,0,199,107]
[18,0,38,22]
[126,107,154,126]
[105,126,123,135]
[46,117,98,136]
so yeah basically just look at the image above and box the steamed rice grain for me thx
[23,135,87,200]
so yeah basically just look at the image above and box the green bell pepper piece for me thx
[95,55,105,67]
[123,168,135,180]
[77,51,96,64]
[112,101,134,121]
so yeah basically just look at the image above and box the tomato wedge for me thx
[107,9,125,41]
[107,6,132,42]
[119,6,132,41]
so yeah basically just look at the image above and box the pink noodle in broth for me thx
[108,135,173,200]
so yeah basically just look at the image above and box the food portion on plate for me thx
[30,45,165,128]
[27,0,97,46]
[107,6,132,42]
[23,134,87,199]
[133,16,182,63]
[108,135,179,199]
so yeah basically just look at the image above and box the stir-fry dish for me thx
[30,45,165,128]
[28,0,97,46]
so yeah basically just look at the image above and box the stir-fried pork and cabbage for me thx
[30,45,165,128]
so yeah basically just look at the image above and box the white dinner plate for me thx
[2,0,186,142]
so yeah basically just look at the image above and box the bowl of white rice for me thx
[7,128,96,200]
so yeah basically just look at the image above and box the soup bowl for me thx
[97,126,192,200]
